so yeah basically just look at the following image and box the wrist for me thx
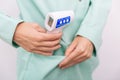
[13,22,24,45]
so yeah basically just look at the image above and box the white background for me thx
[0,0,120,80]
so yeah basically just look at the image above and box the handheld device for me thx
[45,10,74,33]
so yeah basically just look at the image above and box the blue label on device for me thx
[56,16,70,28]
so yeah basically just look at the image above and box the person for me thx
[0,0,112,80]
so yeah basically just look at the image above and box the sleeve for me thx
[0,11,23,48]
[75,0,112,55]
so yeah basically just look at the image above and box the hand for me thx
[59,35,93,69]
[13,22,62,56]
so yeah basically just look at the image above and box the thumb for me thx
[32,23,46,33]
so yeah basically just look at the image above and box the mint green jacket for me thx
[0,0,111,80]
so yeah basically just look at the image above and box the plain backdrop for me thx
[0,0,120,80]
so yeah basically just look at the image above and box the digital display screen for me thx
[48,17,53,27]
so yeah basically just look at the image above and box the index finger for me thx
[59,50,78,67]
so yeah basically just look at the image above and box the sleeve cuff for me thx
[75,31,102,56]
[12,20,24,48]
[0,16,24,48]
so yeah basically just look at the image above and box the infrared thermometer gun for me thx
[45,10,74,33]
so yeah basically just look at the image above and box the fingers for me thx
[34,44,61,52]
[26,44,61,56]
[61,57,87,69]
[59,47,91,68]
[74,47,93,61]
[59,49,79,68]
[26,40,61,54]
[59,47,93,69]
[59,38,78,67]
[61,62,75,69]
[59,44,85,66]
[65,38,78,56]
[14,22,63,56]
[59,36,94,69]
[73,49,92,61]
[39,32,62,41]
[60,49,89,69]
[37,39,61,47]
[31,23,62,41]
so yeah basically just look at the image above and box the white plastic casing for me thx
[45,10,74,33]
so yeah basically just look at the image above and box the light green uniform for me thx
[0,0,111,80]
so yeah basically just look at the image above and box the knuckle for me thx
[75,49,80,53]
[32,42,39,47]
[68,56,73,60]
[80,48,85,53]
[35,36,42,41]
[83,53,91,58]
[42,35,49,40]
[28,46,36,52]
[47,42,53,46]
